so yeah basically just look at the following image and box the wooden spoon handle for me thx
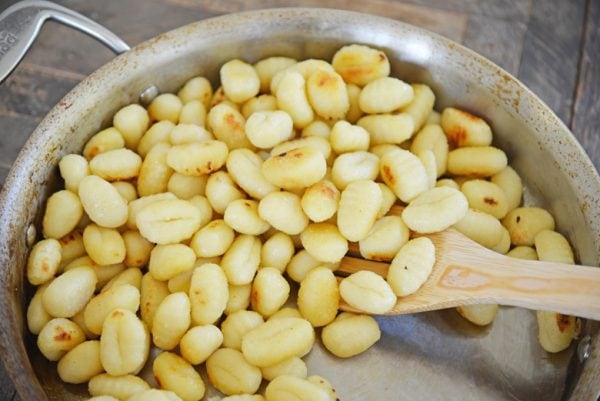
[412,229,600,319]
[339,228,600,319]
[339,257,600,319]
[435,255,600,319]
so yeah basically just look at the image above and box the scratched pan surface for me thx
[0,8,599,401]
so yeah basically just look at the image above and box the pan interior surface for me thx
[0,8,598,401]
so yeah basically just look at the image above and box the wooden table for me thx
[0,0,597,400]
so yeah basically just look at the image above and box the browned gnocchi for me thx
[24,43,580,401]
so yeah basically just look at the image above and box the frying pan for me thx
[0,1,598,400]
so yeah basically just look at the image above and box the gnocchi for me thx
[113,104,150,150]
[410,124,448,177]
[461,179,509,219]
[100,309,150,376]
[321,313,381,358]
[440,107,492,148]
[136,199,204,244]
[24,44,580,400]
[297,266,339,327]
[339,270,396,314]
[359,215,409,261]
[401,84,435,131]
[190,219,234,257]
[148,93,183,124]
[222,310,264,350]
[337,180,382,241]
[380,148,428,203]
[42,266,97,318]
[401,187,469,233]
[58,154,89,192]
[447,146,507,177]
[137,143,173,196]
[78,175,128,228]
[357,113,414,145]
[276,71,314,128]
[261,356,307,382]
[226,148,278,199]
[221,235,262,285]
[27,238,61,285]
[265,375,331,401]
[502,207,555,246]
[206,348,262,396]
[300,223,348,263]
[37,318,85,361]
[261,232,295,273]
[453,208,503,248]
[251,268,290,317]
[153,351,205,401]
[42,190,83,239]
[189,263,229,325]
[180,324,223,365]
[258,191,308,235]
[88,374,150,401]
[83,127,125,160]
[164,124,207,146]
[241,317,315,367]
[262,146,327,189]
[300,180,339,223]
[387,238,436,297]
[332,44,390,86]
[220,59,260,103]
[152,292,191,350]
[329,120,370,153]
[245,110,294,149]
[359,77,413,113]
[84,283,140,335]
[306,68,349,120]
[57,340,104,384]
[331,150,379,190]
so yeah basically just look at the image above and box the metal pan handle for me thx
[0,0,130,84]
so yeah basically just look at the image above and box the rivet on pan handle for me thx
[0,0,130,84]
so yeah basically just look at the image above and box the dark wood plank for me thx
[471,0,533,21]
[0,362,16,401]
[1,0,219,76]
[462,14,528,76]
[571,0,600,171]
[21,21,116,76]
[0,0,14,11]
[180,0,469,42]
[385,0,479,14]
[0,63,81,118]
[58,0,218,45]
[517,0,586,123]
[0,110,38,172]
[398,0,532,21]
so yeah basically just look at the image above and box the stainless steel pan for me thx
[0,2,598,400]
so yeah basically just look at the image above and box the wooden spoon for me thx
[338,208,600,320]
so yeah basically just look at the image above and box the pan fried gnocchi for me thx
[25,44,582,400]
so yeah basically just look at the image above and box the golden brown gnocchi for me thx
[25,43,579,400]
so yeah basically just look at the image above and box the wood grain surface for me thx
[0,0,598,400]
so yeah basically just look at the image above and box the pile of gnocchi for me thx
[26,44,579,401]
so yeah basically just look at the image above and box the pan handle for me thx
[0,0,130,83]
